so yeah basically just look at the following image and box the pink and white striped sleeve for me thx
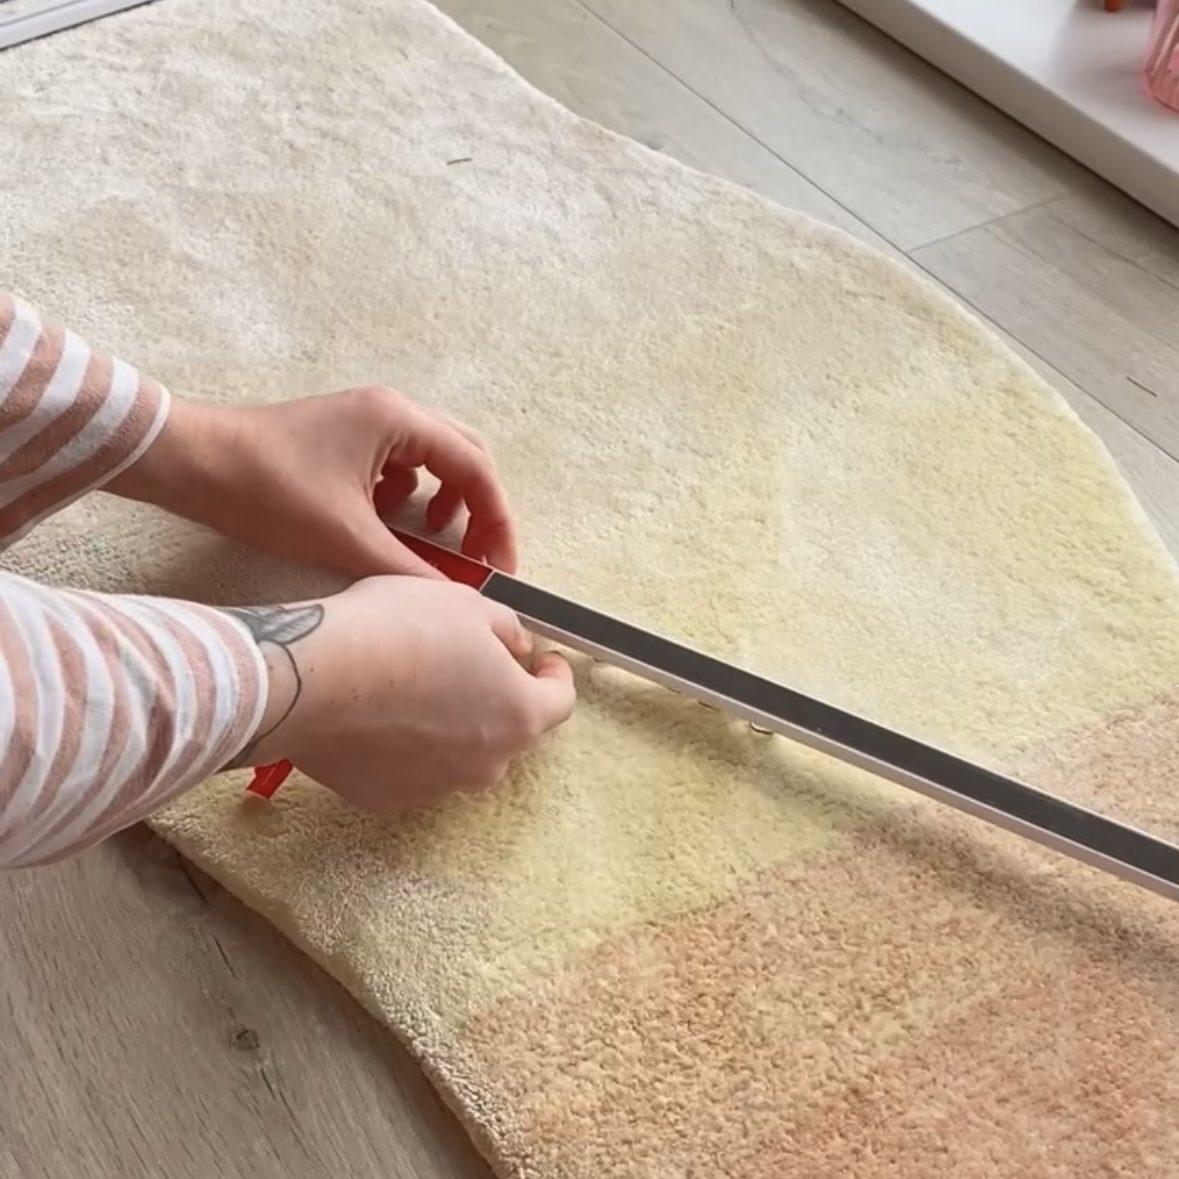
[0,293,268,867]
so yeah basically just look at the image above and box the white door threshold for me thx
[0,0,154,51]
[834,0,1179,230]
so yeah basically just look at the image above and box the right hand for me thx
[235,576,576,810]
[112,386,519,583]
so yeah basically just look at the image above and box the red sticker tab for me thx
[247,761,290,798]
[390,529,493,589]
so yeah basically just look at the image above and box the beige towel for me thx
[3,1,1178,1175]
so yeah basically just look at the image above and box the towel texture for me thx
[2,1,1178,1174]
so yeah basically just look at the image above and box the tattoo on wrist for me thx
[220,603,325,769]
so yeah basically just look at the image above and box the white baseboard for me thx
[0,0,154,51]
[833,0,1179,229]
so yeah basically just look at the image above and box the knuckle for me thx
[353,384,407,420]
[437,410,488,453]
[459,439,493,472]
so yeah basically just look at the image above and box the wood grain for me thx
[1045,183,1179,290]
[0,829,492,1179]
[577,0,1081,250]
[437,0,889,249]
[914,204,1179,458]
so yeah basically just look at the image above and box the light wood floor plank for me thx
[0,830,492,1179]
[914,206,1179,458]
[436,0,888,249]
[1044,183,1179,290]
[578,0,1080,250]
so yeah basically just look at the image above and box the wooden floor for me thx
[3,2,1179,1176]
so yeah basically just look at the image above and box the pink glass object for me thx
[1144,0,1179,112]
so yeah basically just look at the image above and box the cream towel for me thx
[2,1,1178,1175]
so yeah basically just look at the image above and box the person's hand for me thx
[109,386,516,579]
[229,576,576,809]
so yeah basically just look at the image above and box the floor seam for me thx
[910,194,1059,255]
[901,251,1179,468]
[572,0,899,249]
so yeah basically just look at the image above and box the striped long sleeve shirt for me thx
[0,294,267,867]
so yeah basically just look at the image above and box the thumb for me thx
[525,651,577,732]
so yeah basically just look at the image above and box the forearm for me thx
[0,292,167,547]
[0,572,267,867]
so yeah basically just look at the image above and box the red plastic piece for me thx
[245,529,493,799]
[246,760,291,799]
[392,529,493,589]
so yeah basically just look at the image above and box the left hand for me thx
[108,386,517,579]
